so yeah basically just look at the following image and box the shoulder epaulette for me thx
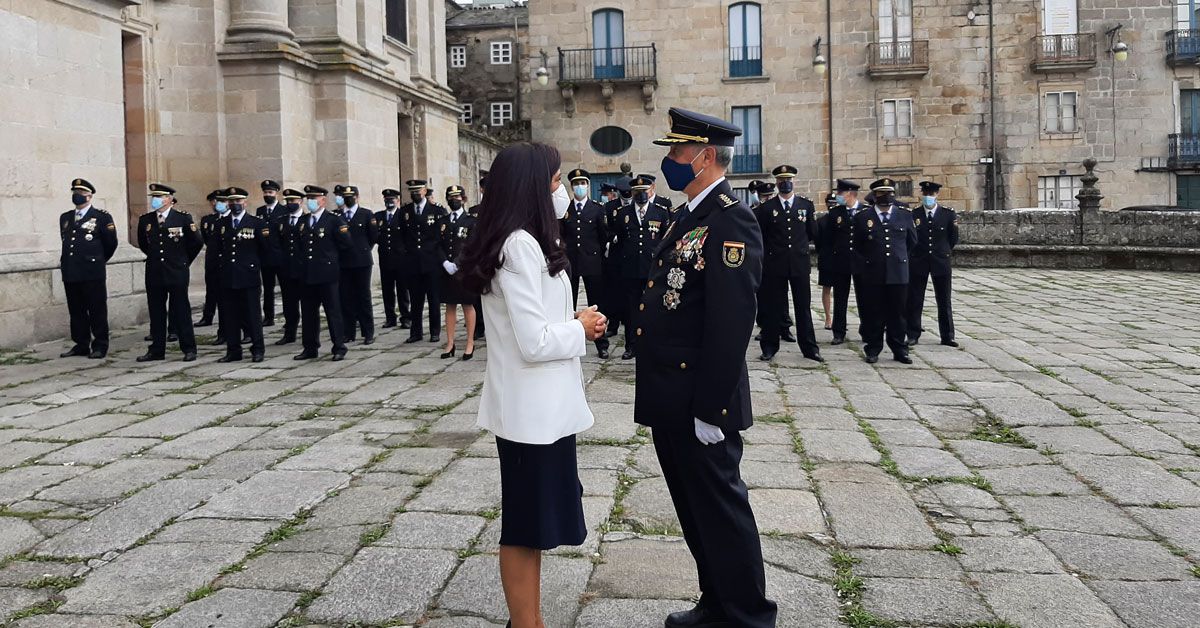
[719,193,739,208]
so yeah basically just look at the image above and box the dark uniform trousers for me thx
[860,283,908,358]
[147,284,196,354]
[341,266,374,340]
[907,273,953,342]
[760,275,819,356]
[278,274,301,336]
[407,271,440,338]
[222,287,263,357]
[302,282,346,353]
[202,262,219,322]
[256,204,283,321]
[829,272,854,337]
[570,271,610,352]
[65,281,109,353]
[381,268,409,326]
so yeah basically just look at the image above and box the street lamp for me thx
[812,37,827,75]
[1106,24,1129,62]
[535,49,550,86]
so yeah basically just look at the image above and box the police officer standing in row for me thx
[822,179,865,345]
[136,183,202,362]
[214,187,269,363]
[853,178,917,364]
[376,188,411,331]
[401,179,448,344]
[196,190,225,333]
[335,185,378,345]
[641,173,674,213]
[59,179,118,359]
[757,165,822,362]
[907,181,960,348]
[256,180,285,326]
[562,169,611,359]
[271,188,306,345]
[618,175,671,360]
[635,107,777,628]
[602,177,632,340]
[296,185,352,361]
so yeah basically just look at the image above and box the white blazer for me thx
[477,230,594,444]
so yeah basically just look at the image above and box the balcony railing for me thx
[867,40,929,78]
[558,44,657,83]
[1169,133,1200,169]
[1167,29,1200,67]
[732,144,762,174]
[728,46,763,78]
[1031,33,1097,72]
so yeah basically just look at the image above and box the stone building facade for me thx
[525,1,1197,211]
[1,0,462,349]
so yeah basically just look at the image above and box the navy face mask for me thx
[634,191,649,204]
[777,181,794,195]
[660,149,705,192]
[72,193,88,206]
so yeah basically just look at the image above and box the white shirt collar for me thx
[157,207,171,220]
[648,193,657,205]
[875,205,894,219]
[687,176,726,214]
[310,208,324,222]
[452,208,463,220]
[416,199,427,213]
[76,205,91,216]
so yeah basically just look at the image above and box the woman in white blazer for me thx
[458,142,607,628]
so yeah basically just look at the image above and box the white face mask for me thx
[551,182,570,219]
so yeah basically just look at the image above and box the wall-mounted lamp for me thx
[535,49,550,86]
[1106,24,1129,62]
[812,37,827,76]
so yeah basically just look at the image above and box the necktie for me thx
[76,211,84,221]
[881,211,890,224]
[290,216,297,227]
[784,200,791,212]
[157,212,166,225]
[346,209,354,222]
[387,211,394,223]
[577,202,583,213]
[309,215,315,228]
[233,216,240,230]
[637,205,646,224]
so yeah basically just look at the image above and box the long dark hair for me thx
[459,143,568,295]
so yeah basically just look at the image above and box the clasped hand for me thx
[694,418,725,445]
[575,306,608,341]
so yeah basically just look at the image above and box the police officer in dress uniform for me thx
[751,181,793,343]
[822,179,865,345]
[853,178,917,364]
[271,188,306,345]
[376,188,411,330]
[602,177,633,340]
[757,165,823,363]
[469,174,486,340]
[907,181,960,347]
[256,180,285,326]
[437,185,479,360]
[617,175,671,360]
[295,185,353,361]
[136,184,202,362]
[196,190,224,331]
[400,179,449,344]
[59,178,118,359]
[213,187,268,363]
[635,108,777,628]
[639,173,674,213]
[334,184,379,345]
[562,169,612,359]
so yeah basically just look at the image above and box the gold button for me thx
[637,328,643,336]
[639,304,645,311]
[658,260,663,266]
[680,362,687,369]
[647,281,654,288]
[721,409,728,416]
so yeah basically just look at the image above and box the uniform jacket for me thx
[299,210,354,285]
[821,203,866,276]
[814,213,834,275]
[909,205,959,278]
[560,199,609,277]
[200,212,223,270]
[136,210,202,287]
[374,207,408,273]
[214,213,270,290]
[440,209,477,265]
[603,199,625,262]
[852,204,917,286]
[652,194,674,212]
[756,195,815,277]
[634,179,763,432]
[337,205,379,269]
[400,200,449,273]
[272,212,307,280]
[255,202,287,266]
[59,207,118,283]
[617,201,672,279]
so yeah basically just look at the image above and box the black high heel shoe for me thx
[440,346,456,359]
[461,347,474,361]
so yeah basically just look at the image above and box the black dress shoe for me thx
[241,335,252,345]
[251,353,265,363]
[88,350,106,359]
[864,354,879,364]
[831,335,846,345]
[382,321,397,329]
[474,330,485,340]
[759,351,776,362]
[895,354,914,365]
[604,328,619,338]
[621,350,635,360]
[753,332,762,342]
[941,339,959,347]
[60,347,88,358]
[362,335,375,345]
[331,350,347,362]
[274,336,295,346]
[167,333,178,342]
[263,319,275,328]
[212,336,226,346]
[906,338,918,347]
[294,351,318,360]
[401,320,412,330]
[429,335,440,343]
[665,604,731,628]
[182,352,197,362]
[143,334,152,341]
[195,318,212,327]
[804,353,825,363]
[781,330,797,343]
[136,352,165,363]
[404,336,422,344]
[597,349,610,360]
[216,354,242,363]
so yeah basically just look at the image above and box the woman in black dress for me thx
[816,193,837,330]
[439,185,479,360]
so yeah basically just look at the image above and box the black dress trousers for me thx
[222,286,264,357]
[65,280,108,353]
[907,273,954,343]
[340,266,374,340]
[860,283,908,358]
[302,282,347,354]
[147,283,196,354]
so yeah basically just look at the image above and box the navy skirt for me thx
[495,434,587,550]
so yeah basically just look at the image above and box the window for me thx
[450,45,466,68]
[1179,174,1200,209]
[589,126,634,156]
[728,3,763,77]
[1044,91,1078,133]
[385,0,407,44]
[882,99,913,138]
[459,103,473,125]
[490,102,513,127]
[730,106,762,174]
[878,0,913,60]
[490,41,512,65]
[1042,0,1079,35]
[1038,175,1083,209]
[895,180,914,198]
[592,9,626,79]
[1176,0,1198,30]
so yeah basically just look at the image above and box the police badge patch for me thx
[722,242,745,268]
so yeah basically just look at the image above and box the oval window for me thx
[590,126,634,156]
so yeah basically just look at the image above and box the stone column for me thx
[226,0,295,44]
[1076,158,1103,245]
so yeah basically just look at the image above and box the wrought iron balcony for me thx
[1169,133,1200,169]
[728,46,763,78]
[867,40,929,78]
[1031,33,1097,72]
[1167,29,1200,67]
[557,44,657,84]
[732,144,762,175]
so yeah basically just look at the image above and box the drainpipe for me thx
[826,0,834,189]
[988,0,998,211]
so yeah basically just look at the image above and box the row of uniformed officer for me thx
[617,175,672,360]
[601,177,632,341]
[376,188,411,330]
[295,185,354,361]
[907,181,959,347]
[399,179,449,344]
[332,184,379,345]
[852,178,918,364]
[562,169,611,359]
[212,187,270,363]
[59,179,118,359]
[255,180,286,327]
[820,179,867,345]
[135,184,203,362]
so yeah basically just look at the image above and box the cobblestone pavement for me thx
[1,268,1199,627]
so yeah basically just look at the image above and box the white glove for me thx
[694,418,726,446]
[442,261,458,275]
